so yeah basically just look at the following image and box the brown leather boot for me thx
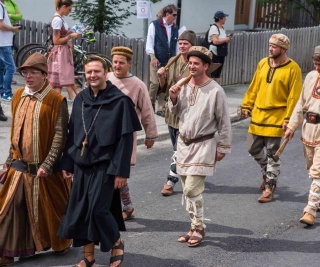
[299,212,315,226]
[259,175,267,191]
[258,187,274,203]
[161,184,174,196]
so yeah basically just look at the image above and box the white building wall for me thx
[15,0,236,38]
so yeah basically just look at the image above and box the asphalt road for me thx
[1,118,319,267]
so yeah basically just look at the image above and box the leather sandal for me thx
[78,243,95,267]
[77,258,95,267]
[177,229,194,243]
[110,239,124,267]
[122,208,135,221]
[187,228,205,247]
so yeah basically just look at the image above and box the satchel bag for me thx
[216,43,228,57]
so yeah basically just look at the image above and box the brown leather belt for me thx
[179,133,215,146]
[305,112,320,124]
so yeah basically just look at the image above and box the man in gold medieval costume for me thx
[0,52,71,266]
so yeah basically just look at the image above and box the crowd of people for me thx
[0,1,319,266]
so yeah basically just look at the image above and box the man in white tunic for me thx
[284,45,320,226]
[168,46,231,247]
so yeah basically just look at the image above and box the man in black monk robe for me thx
[58,55,141,267]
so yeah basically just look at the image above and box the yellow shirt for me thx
[241,57,302,137]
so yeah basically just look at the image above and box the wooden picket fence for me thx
[15,19,319,86]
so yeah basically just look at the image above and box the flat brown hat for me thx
[111,46,133,60]
[17,52,48,74]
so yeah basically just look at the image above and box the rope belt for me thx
[179,133,215,146]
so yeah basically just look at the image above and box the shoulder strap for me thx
[213,24,220,35]
[1,3,5,20]
[51,14,65,24]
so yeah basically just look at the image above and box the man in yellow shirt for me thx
[240,34,302,203]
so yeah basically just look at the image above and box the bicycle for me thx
[15,26,112,89]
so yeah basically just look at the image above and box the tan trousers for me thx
[181,175,205,229]
[303,145,320,217]
[149,62,166,112]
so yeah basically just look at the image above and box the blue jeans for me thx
[0,46,15,97]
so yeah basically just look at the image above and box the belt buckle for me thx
[308,114,317,124]
[183,136,191,146]
[27,163,38,176]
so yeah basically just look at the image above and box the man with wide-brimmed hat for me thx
[107,46,158,221]
[240,33,302,203]
[284,45,320,226]
[168,46,231,247]
[0,52,71,265]
[157,30,197,197]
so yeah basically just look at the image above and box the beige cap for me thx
[269,34,290,50]
[314,46,320,55]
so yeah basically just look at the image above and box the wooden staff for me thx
[176,74,192,87]
[272,138,289,162]
[157,53,181,76]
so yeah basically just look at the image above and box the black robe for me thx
[58,81,141,252]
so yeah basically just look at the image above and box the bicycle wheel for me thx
[19,46,48,67]
[74,53,113,89]
[15,43,42,66]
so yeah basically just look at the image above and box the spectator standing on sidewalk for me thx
[107,46,158,221]
[240,34,302,203]
[284,45,320,226]
[47,0,81,95]
[208,11,233,84]
[4,0,22,85]
[145,4,179,116]
[0,0,20,101]
[157,30,196,196]
[168,46,231,247]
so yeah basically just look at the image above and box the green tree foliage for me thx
[71,0,136,35]
[257,0,320,26]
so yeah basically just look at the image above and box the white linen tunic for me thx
[168,78,231,176]
[288,70,320,146]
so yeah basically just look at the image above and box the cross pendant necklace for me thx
[81,101,103,156]
[80,136,88,156]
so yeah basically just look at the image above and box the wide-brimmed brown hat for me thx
[187,46,220,74]
[17,52,48,74]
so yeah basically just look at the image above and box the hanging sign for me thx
[137,1,151,19]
